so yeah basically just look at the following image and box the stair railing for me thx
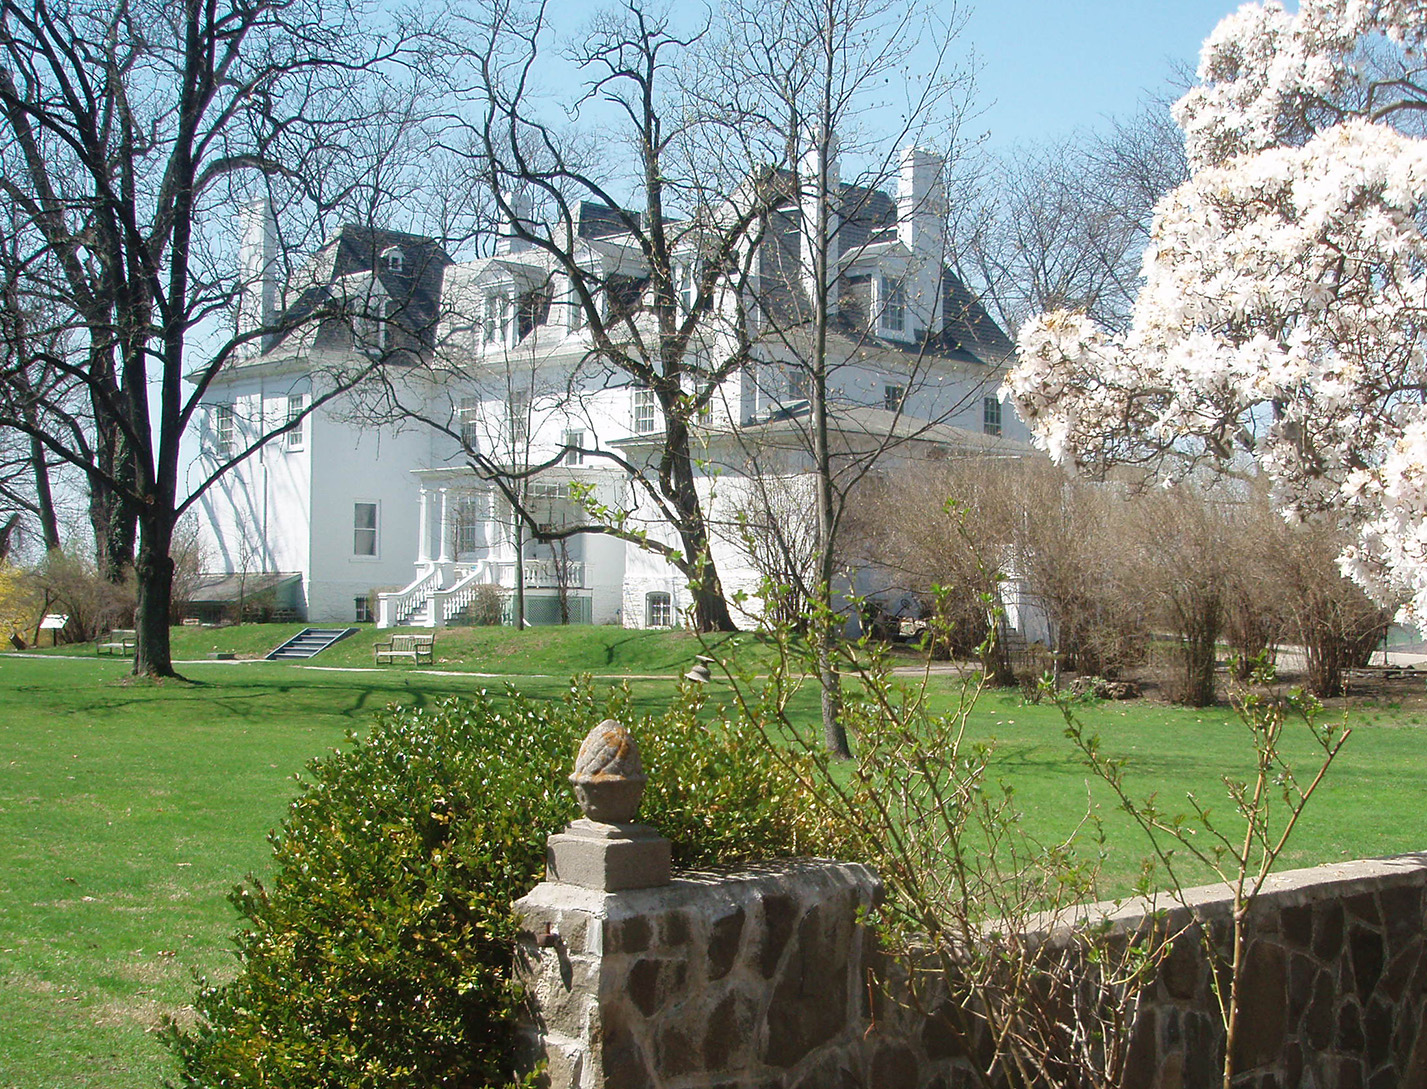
[376,567,441,628]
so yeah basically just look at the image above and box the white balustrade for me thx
[375,567,442,628]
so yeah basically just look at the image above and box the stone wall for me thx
[515,854,1427,1088]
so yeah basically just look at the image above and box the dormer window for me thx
[517,285,551,340]
[879,277,907,334]
[606,274,648,321]
[483,291,511,345]
[983,395,1002,436]
[381,246,405,273]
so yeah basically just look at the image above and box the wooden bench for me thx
[97,629,137,656]
[373,632,435,665]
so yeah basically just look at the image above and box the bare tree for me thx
[957,96,1188,337]
[707,0,979,754]
[0,0,423,674]
[389,0,800,634]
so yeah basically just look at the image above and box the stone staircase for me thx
[398,602,433,627]
[264,627,358,661]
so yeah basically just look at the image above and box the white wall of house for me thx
[305,407,430,621]
[193,368,314,612]
[195,367,436,622]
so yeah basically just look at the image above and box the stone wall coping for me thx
[516,858,878,922]
[1025,852,1427,938]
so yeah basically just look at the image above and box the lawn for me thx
[36,620,772,677]
[2,630,1425,1087]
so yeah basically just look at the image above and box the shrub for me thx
[26,547,134,641]
[464,583,507,627]
[0,561,40,646]
[164,680,842,1088]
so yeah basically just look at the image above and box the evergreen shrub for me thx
[165,680,841,1087]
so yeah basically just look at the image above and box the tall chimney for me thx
[897,147,947,335]
[497,190,534,255]
[236,196,278,360]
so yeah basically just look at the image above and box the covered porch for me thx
[376,467,623,628]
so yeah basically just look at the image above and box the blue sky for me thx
[964,0,1238,148]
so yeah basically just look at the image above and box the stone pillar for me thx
[436,487,451,565]
[417,487,431,565]
[514,718,880,1088]
[515,862,879,1089]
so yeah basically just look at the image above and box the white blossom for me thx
[1006,0,1427,616]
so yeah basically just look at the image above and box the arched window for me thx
[646,592,672,628]
[381,246,405,273]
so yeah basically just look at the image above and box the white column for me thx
[437,487,452,565]
[417,487,431,565]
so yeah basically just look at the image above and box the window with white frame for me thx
[787,367,811,402]
[354,596,372,622]
[483,292,511,345]
[459,396,480,449]
[983,395,1002,436]
[381,246,405,273]
[453,494,483,555]
[353,502,378,557]
[884,384,905,412]
[632,387,657,434]
[564,429,585,466]
[284,393,304,449]
[213,403,235,457]
[646,591,672,628]
[880,277,907,333]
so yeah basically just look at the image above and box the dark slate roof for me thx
[578,201,641,240]
[938,271,1015,361]
[834,184,896,254]
[279,226,453,353]
[554,194,1013,365]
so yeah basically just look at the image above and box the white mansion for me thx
[191,148,1030,628]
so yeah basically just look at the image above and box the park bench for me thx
[97,629,137,656]
[373,632,435,665]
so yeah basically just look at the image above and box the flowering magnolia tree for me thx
[1006,0,1427,616]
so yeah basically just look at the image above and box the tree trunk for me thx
[133,511,178,678]
[687,546,738,633]
[663,413,737,633]
[806,111,849,758]
[514,516,526,630]
[88,337,137,583]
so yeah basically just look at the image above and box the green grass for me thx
[2,635,1425,1087]
[40,621,775,676]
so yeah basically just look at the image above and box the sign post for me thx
[39,614,69,648]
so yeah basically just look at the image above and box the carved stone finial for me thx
[570,719,648,823]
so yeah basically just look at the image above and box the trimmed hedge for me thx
[164,680,842,1087]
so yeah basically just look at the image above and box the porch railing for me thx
[376,567,440,628]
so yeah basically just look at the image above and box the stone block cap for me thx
[570,719,648,823]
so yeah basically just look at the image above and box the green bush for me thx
[164,680,843,1088]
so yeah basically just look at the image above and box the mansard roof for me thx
[279,225,453,353]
